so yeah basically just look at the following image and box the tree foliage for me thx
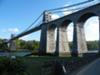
[15,40,39,52]
[0,38,99,51]
[69,41,99,50]
[0,58,27,75]
[0,38,8,51]
[0,38,39,52]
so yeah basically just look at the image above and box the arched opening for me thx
[78,12,99,53]
[67,22,74,50]
[78,13,96,23]
[84,16,99,53]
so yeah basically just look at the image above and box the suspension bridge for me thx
[1,0,100,75]
[3,0,100,57]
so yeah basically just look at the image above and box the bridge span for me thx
[7,2,100,56]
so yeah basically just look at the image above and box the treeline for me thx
[69,41,99,50]
[0,38,99,51]
[16,39,39,51]
[87,41,99,50]
[0,38,39,52]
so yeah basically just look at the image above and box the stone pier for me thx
[9,34,17,51]
[73,22,87,56]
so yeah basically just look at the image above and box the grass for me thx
[0,56,82,75]
[17,56,82,75]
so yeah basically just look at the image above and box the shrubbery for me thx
[0,58,28,75]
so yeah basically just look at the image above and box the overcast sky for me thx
[0,0,99,41]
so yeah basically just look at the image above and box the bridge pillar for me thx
[47,26,56,54]
[40,24,56,55]
[39,24,47,55]
[99,16,100,54]
[40,11,55,55]
[43,11,52,23]
[56,26,70,57]
[73,22,87,56]
[9,34,17,51]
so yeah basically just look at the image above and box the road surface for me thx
[75,58,100,75]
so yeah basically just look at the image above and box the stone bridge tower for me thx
[9,34,17,51]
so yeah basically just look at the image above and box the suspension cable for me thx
[47,0,94,12]
[20,0,95,34]
[23,12,43,32]
[52,7,82,14]
[52,5,91,14]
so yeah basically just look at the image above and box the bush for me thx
[0,58,28,75]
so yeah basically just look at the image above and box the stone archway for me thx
[56,20,73,56]
[73,12,99,56]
